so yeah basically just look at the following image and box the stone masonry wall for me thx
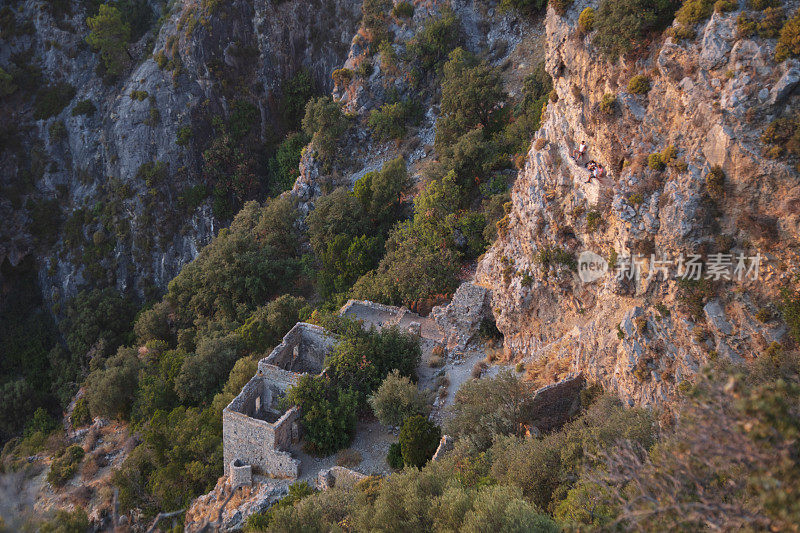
[528,373,585,433]
[262,322,337,373]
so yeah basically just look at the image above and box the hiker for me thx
[573,140,587,161]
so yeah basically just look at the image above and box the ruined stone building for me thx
[222,322,337,483]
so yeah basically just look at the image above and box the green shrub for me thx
[435,48,507,150]
[648,153,665,170]
[387,442,404,469]
[331,67,353,87]
[776,11,800,62]
[0,66,15,96]
[280,68,316,130]
[84,347,141,419]
[599,93,616,115]
[130,90,148,101]
[86,4,131,76]
[34,83,76,120]
[550,0,573,16]
[238,294,307,351]
[586,210,602,232]
[714,0,737,12]
[594,0,678,58]
[176,125,193,146]
[737,13,757,37]
[447,370,534,450]
[283,375,359,455]
[71,99,96,117]
[302,96,348,162]
[362,0,392,43]
[677,278,715,320]
[499,0,547,17]
[706,165,725,199]
[267,131,310,195]
[48,120,67,142]
[71,398,91,427]
[39,508,89,533]
[628,75,651,95]
[578,7,595,34]
[229,99,259,141]
[368,370,430,427]
[408,8,461,71]
[392,1,414,18]
[780,286,800,343]
[368,100,421,141]
[47,445,85,486]
[399,415,441,468]
[154,49,168,69]
[749,0,780,9]
[243,481,315,531]
[757,6,785,38]
[760,115,800,158]
[675,0,714,28]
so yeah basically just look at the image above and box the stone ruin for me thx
[222,297,584,486]
[222,322,336,481]
[526,373,585,434]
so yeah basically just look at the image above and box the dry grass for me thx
[471,361,488,379]
[336,449,362,468]
[525,355,571,388]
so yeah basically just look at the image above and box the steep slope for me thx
[478,1,800,405]
[0,0,360,304]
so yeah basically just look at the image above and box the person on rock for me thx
[573,140,587,161]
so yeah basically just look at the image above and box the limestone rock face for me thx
[1,0,361,304]
[477,2,800,406]
[431,282,493,351]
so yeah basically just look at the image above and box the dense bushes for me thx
[368,100,421,141]
[33,83,76,120]
[760,115,800,158]
[308,157,410,299]
[238,295,308,352]
[593,0,679,58]
[446,370,536,450]
[578,7,595,33]
[47,445,85,486]
[399,415,441,468]
[166,196,303,325]
[302,96,348,163]
[628,74,651,94]
[407,8,461,71]
[776,10,800,62]
[86,4,131,76]
[84,347,140,419]
[285,326,420,455]
[283,375,359,455]
[435,48,507,150]
[368,370,430,427]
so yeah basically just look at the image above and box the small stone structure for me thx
[223,323,337,481]
[316,466,367,490]
[229,459,253,487]
[527,373,585,433]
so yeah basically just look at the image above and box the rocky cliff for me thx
[477,0,800,406]
[0,0,360,305]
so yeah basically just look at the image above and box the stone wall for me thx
[339,299,408,329]
[262,322,337,373]
[528,373,585,433]
[316,466,367,490]
[222,406,300,479]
